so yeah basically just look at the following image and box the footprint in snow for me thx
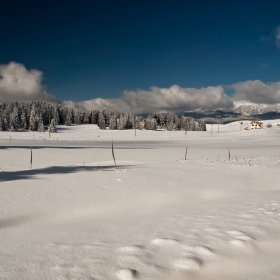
[227,230,254,247]
[151,238,180,247]
[182,245,215,257]
[116,268,138,280]
[118,245,145,254]
[174,257,202,271]
[116,239,215,277]
[173,245,216,271]
[117,244,160,275]
[117,245,147,266]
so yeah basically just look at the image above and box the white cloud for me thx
[0,62,60,103]
[2,62,280,113]
[63,85,233,114]
[232,80,280,104]
[275,26,280,48]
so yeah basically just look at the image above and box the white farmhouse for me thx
[250,121,263,129]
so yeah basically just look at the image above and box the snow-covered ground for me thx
[1,120,280,280]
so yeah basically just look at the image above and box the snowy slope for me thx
[184,102,280,119]
[0,121,280,280]
[233,101,280,115]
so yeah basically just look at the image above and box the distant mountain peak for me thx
[233,101,280,115]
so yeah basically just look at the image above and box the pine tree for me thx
[144,115,157,130]
[173,114,179,130]
[133,116,141,130]
[59,106,67,124]
[3,118,8,131]
[195,120,206,131]
[126,114,134,129]
[103,110,110,127]
[10,106,20,131]
[98,111,106,129]
[91,110,99,124]
[187,117,195,131]
[37,113,45,132]
[5,103,13,129]
[159,113,166,128]
[48,118,57,133]
[109,114,117,130]
[65,109,72,126]
[29,106,38,131]
[74,109,82,125]
[144,115,151,130]
[20,111,28,130]
[180,115,190,132]
[53,108,60,125]
[152,113,160,127]
[83,111,91,124]
[117,114,128,130]
[166,114,174,131]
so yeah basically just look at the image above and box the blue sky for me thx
[1,0,280,113]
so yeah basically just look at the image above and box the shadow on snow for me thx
[0,145,155,150]
[0,164,135,182]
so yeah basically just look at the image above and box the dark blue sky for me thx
[1,0,280,101]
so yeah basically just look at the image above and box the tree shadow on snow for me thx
[0,164,136,182]
[0,215,36,230]
[0,145,155,150]
[0,145,91,150]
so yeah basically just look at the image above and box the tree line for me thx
[0,101,206,132]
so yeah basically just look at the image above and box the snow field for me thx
[0,120,280,279]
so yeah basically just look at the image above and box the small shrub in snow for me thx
[266,123,272,128]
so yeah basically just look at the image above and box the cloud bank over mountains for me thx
[1,62,280,114]
[63,85,233,114]
[63,81,280,113]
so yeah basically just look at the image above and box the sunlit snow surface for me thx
[0,120,280,280]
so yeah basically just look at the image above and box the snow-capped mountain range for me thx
[183,101,280,121]
[232,101,280,116]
